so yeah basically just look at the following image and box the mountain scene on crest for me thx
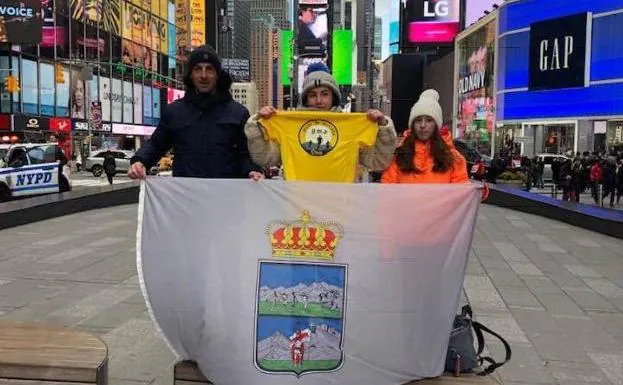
[257,322,342,373]
[258,281,344,318]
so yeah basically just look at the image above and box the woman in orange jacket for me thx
[382,89,469,184]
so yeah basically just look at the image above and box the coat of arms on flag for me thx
[254,210,347,377]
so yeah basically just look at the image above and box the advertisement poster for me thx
[297,0,329,56]
[56,65,70,117]
[166,87,184,104]
[70,68,88,119]
[134,83,143,124]
[21,59,38,115]
[112,78,122,122]
[168,0,176,66]
[70,0,121,35]
[41,0,65,48]
[175,0,189,60]
[123,80,134,123]
[122,40,158,72]
[100,76,111,122]
[222,59,251,82]
[152,88,160,121]
[403,0,459,44]
[189,0,205,48]
[456,18,495,156]
[40,62,55,116]
[132,0,168,19]
[0,0,42,44]
[143,86,153,125]
[122,1,166,52]
[168,23,176,68]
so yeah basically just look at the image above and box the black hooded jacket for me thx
[131,54,261,178]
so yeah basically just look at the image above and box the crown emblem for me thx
[267,210,343,260]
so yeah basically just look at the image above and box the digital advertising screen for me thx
[0,0,43,44]
[456,18,496,156]
[403,0,460,45]
[297,0,330,56]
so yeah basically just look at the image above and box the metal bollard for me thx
[599,184,604,207]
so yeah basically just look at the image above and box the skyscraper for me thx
[373,17,382,60]
[272,31,283,109]
[251,15,275,108]
[218,0,252,60]
[248,0,291,29]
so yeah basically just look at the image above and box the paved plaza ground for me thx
[1,203,623,384]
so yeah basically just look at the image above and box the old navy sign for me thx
[528,12,591,91]
[459,70,486,95]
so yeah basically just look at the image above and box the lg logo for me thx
[424,0,449,17]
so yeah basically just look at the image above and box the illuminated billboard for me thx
[403,0,459,45]
[297,0,329,56]
[0,0,43,44]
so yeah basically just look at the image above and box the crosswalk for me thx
[71,178,135,188]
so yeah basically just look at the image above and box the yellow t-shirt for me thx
[259,111,378,182]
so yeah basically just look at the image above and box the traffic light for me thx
[55,64,65,84]
[4,74,20,93]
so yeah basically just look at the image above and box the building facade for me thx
[231,82,259,115]
[0,0,187,158]
[495,0,623,156]
[249,0,290,29]
[218,0,251,60]
[373,17,382,60]
[250,16,274,108]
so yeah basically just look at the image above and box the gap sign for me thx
[528,13,590,91]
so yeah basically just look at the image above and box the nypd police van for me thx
[0,143,72,202]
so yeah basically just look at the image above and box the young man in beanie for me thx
[244,69,397,182]
[128,45,263,180]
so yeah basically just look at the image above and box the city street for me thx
[70,171,137,190]
[0,204,622,384]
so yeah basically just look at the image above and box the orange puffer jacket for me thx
[381,130,469,184]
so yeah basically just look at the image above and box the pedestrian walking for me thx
[103,150,116,185]
[127,45,263,181]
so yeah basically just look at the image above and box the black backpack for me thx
[445,305,512,376]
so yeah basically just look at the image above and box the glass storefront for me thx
[455,17,496,157]
[520,122,577,157]
[606,120,623,151]
[0,0,187,122]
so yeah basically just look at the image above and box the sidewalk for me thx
[0,204,622,384]
[518,183,622,211]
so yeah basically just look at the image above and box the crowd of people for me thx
[541,152,623,207]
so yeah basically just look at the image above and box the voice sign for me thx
[424,0,450,17]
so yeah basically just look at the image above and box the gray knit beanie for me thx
[300,70,341,107]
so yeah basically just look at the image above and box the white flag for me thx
[137,179,481,385]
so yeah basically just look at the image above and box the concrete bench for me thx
[174,360,501,384]
[0,322,108,385]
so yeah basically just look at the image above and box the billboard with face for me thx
[297,0,329,56]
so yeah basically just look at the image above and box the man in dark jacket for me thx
[127,45,263,180]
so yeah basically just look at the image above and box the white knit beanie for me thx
[408,89,443,129]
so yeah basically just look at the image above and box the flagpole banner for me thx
[137,179,481,385]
